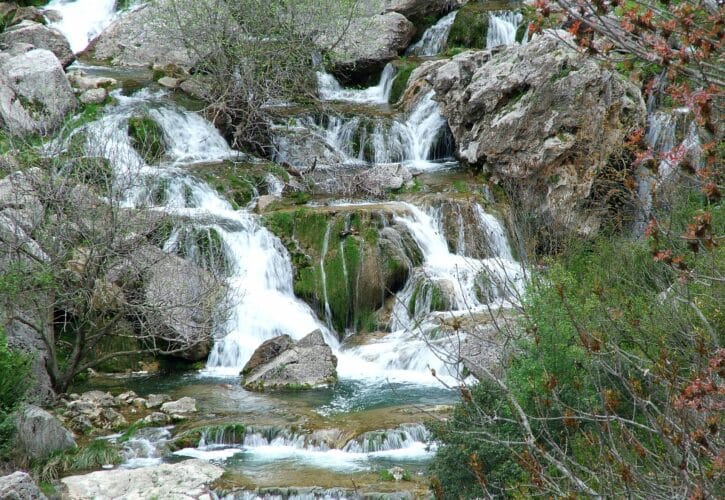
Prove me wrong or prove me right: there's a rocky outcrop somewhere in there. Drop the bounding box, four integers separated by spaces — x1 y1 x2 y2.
0 20 74 67
15 404 76 461
61 459 224 500
384 0 459 23
242 330 338 390
326 12 415 84
428 33 646 240
0 472 47 500
0 48 77 136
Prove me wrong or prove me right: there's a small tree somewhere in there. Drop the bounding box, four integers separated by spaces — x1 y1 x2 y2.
0 135 224 394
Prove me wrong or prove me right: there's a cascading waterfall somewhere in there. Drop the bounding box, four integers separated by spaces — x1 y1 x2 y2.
317 63 397 105
487 11 524 48
74 90 333 376
407 10 459 56
46 0 120 54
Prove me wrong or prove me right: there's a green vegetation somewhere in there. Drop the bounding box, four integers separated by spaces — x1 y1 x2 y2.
35 439 122 482
430 193 723 497
389 60 419 105
128 114 166 164
194 160 289 209
0 330 30 460
447 2 493 49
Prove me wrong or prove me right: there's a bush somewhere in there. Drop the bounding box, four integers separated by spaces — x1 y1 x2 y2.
128 114 166 164
0 330 31 459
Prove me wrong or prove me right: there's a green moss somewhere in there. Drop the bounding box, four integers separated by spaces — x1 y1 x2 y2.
128 114 166 164
389 60 419 105
447 2 493 49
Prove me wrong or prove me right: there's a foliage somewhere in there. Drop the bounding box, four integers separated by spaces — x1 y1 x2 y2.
128 114 166 164
447 2 492 49
389 60 418 105
35 439 122 482
430 192 723 498
0 330 31 460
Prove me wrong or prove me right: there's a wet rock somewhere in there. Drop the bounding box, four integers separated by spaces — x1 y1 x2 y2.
157 76 180 89
356 163 413 195
325 12 415 84
61 459 224 500
15 404 76 461
242 330 338 391
0 471 47 500
428 32 646 242
141 412 171 425
145 393 172 409
0 20 74 67
79 87 107 105
0 48 77 136
161 397 197 414
67 70 117 91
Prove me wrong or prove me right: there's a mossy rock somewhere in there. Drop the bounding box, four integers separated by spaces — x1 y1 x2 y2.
192 160 289 209
447 1 493 49
389 59 420 105
128 114 166 164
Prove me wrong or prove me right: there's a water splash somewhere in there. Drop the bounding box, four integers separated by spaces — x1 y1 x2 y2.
407 10 459 56
487 11 523 48
317 63 397 105
46 0 119 54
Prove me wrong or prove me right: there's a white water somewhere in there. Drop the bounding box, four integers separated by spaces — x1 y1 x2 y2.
46 0 119 54
317 63 397 105
407 10 459 56
487 11 523 48
74 90 332 376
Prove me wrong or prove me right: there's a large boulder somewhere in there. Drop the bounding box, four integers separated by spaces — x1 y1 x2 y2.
242 330 338 391
0 472 47 500
384 0 459 23
61 459 224 500
326 12 415 84
15 404 76 461
0 20 74 68
0 48 77 136
428 33 646 242
128 246 221 361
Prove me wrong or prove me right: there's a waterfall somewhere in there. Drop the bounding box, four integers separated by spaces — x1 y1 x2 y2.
407 10 459 56
487 11 523 48
46 0 119 54
317 63 397 105
73 90 333 375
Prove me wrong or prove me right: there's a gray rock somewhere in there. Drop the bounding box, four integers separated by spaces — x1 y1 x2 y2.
160 397 197 414
384 0 458 22
243 330 338 391
80 390 117 407
255 194 280 213
145 393 172 409
428 33 646 240
67 71 117 91
15 404 76 461
0 20 74 67
157 76 181 89
79 87 107 104
0 471 47 500
140 412 170 425
326 12 415 83
61 459 224 500
68 415 94 434
0 49 77 136
115 390 138 405
356 163 412 195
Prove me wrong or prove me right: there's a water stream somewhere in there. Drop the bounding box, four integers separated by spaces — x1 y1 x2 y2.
407 10 459 56
46 0 120 53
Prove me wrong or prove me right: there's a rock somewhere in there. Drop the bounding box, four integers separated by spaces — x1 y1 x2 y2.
87 0 235 69
326 12 415 84
157 76 181 89
61 459 224 500
0 49 77 136
69 415 94 434
100 408 127 429
145 393 172 409
67 71 117 91
0 471 47 500
242 330 338 391
384 0 457 23
255 194 280 213
141 412 171 425
0 3 46 27
80 390 118 407
356 163 413 195
79 87 107 105
160 397 197 414
428 33 646 242
0 20 74 68
115 390 138 405
15 404 76 461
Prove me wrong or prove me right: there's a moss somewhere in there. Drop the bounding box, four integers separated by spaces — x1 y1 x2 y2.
447 2 492 49
128 114 166 164
389 60 419 105
91 331 152 373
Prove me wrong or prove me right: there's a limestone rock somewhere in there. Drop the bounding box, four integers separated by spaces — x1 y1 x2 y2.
158 76 181 89
0 49 77 136
67 71 117 91
326 12 415 84
255 194 280 213
384 0 458 23
15 404 76 461
61 459 224 500
160 397 197 414
114 390 138 405
242 330 338 391
0 20 74 67
428 33 646 241
0 471 47 500
141 412 171 425
356 163 413 195
79 87 107 105
145 393 172 409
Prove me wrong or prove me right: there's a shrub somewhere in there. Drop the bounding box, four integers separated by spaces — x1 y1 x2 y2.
0 330 31 459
